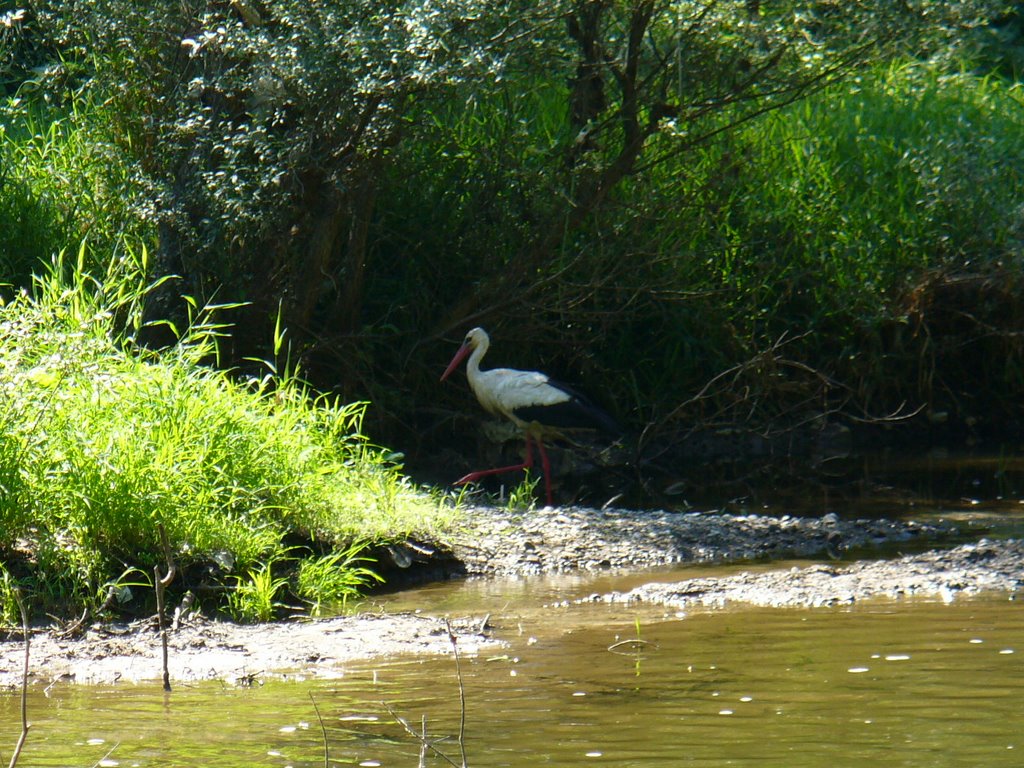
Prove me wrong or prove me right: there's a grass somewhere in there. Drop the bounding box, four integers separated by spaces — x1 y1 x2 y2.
227 560 292 623
0 91 144 285
720 61 1024 334
0 243 458 623
591 60 1024 427
295 543 385 617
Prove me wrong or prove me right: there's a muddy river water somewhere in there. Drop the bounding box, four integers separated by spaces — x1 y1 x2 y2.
3 584 1021 767
2 447 1023 767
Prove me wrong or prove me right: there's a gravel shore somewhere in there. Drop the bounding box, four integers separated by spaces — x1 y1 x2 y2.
446 505 959 575
2 505 1019 687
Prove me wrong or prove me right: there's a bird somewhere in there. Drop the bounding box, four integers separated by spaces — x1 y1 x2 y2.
440 327 619 505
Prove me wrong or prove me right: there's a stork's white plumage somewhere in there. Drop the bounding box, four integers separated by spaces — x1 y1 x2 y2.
440 327 618 504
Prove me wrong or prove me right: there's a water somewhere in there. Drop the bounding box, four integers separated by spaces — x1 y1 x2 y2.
3 589 1021 767
3 447 1023 767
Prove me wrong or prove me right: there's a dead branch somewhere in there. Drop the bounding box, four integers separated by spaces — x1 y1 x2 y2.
154 523 177 692
637 332 811 454
6 587 30 768
637 329 924 465
308 692 329 768
381 703 462 768
445 619 468 768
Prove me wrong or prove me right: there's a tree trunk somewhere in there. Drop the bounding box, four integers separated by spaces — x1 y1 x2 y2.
333 171 379 335
287 185 346 333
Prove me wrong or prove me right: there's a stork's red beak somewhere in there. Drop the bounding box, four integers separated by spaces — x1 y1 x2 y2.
440 342 471 382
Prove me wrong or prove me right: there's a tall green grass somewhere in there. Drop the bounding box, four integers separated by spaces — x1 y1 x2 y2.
0 92 145 284
721 61 1024 335
597 61 1024 422
0 244 455 621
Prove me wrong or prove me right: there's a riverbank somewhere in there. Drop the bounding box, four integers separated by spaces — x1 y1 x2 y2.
444 505 959 576
1 506 1020 687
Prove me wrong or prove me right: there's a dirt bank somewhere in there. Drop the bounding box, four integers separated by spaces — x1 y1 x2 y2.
580 538 1024 610
0 613 496 687
445 505 960 575
2 506 1019 687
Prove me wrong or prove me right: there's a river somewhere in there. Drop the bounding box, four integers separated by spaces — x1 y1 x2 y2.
1 446 1022 767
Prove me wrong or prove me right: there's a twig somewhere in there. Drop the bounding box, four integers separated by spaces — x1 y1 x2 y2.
382 703 461 768
154 522 177 692
607 638 657 653
7 587 30 768
381 622 471 767
54 607 89 639
88 743 121 768
444 620 469 768
308 692 329 768
419 715 428 768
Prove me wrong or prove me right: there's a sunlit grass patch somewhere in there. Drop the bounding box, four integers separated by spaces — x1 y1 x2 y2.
295 544 384 617
0 244 456 621
725 61 1024 329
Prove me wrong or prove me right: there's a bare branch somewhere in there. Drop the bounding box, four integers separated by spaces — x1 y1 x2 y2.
382 703 462 768
309 692 330 768
7 587 30 768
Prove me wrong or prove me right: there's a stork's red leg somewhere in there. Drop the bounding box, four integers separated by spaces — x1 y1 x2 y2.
535 438 553 506
453 436 555 505
453 436 534 486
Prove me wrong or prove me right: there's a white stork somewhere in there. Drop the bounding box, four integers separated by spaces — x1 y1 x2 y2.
440 327 618 505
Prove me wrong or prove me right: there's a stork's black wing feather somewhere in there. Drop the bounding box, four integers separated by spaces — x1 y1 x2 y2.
512 379 620 435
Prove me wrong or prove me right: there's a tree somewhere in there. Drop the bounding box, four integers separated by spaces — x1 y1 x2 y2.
32 0 548 346
23 0 1014 451
432 0 1006 334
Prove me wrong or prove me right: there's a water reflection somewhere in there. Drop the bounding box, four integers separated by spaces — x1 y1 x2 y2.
656 444 1024 526
3 595 1020 767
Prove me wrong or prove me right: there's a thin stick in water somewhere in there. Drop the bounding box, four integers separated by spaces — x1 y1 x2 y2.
7 587 30 768
308 692 329 768
154 522 177 692
444 619 468 768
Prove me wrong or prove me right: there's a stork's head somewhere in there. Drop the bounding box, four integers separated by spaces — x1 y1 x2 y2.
440 327 490 382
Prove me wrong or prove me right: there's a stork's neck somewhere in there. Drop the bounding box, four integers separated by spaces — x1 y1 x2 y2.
466 336 488 389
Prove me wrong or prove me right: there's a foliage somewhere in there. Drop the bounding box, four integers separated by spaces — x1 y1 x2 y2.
0 243 454 618
295 543 384 617
503 473 539 512
20 1 1002 341
729 63 1024 311
0 91 147 285
3 0 1024 508
681 62 1024 423
325 1 1024 443
0 564 18 628
227 559 291 623
22 0 553 346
